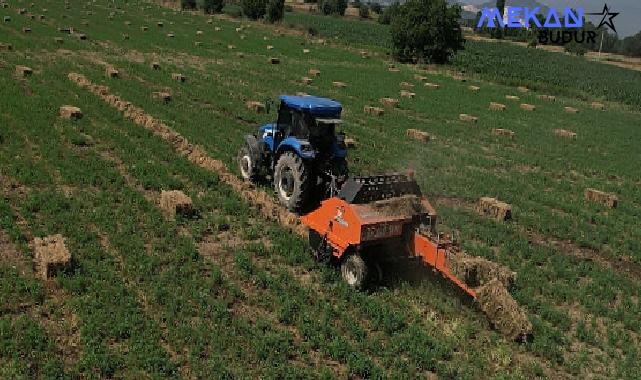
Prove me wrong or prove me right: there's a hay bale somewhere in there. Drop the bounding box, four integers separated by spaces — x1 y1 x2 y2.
59 106 83 120
0 42 12 51
400 90 415 99
364 106 384 116
236 52 244 58
105 66 119 78
388 67 400 73
492 128 514 138
196 30 203 35
54 37 63 44
123 34 130 40
591 102 605 110
400 82 414 89
308 68 321 76
151 62 160 70
246 101 266 113
468 85 480 92
537 94 556 102
459 114 478 123
564 106 579 114
76 33 87 40
520 103 536 111
268 57 280 64
360 51 369 59
406 129 430 142
266 45 274 50
159 190 194 217
424 82 439 89
157 21 164 27
475 197 511 222
584 188 618 208
227 44 235 50
447 250 515 288
171 73 186 82
214 26 221 31
489 102 506 111
15 65 33 77
301 76 312 85
22 27 31 33
517 86 529 93
33 235 71 280
452 74 466 82
332 81 346 88
152 91 171 103
344 138 357 148
167 33 175 38
554 129 577 139
141 26 148 31
3 16 10 22
476 279 533 342
505 95 520 101
380 97 399 107
303 48 310 54
194 41 202 47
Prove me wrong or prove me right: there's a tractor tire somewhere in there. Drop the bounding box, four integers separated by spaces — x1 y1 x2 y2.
237 144 258 181
341 253 369 290
274 152 311 212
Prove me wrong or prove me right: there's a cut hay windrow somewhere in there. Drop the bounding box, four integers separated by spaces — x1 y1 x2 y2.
68 73 306 236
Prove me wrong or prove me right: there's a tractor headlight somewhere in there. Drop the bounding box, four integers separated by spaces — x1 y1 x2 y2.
361 223 403 241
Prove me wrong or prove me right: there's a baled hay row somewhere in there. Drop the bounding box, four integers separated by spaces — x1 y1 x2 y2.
67 73 307 236
584 188 618 208
33 234 71 280
406 129 430 142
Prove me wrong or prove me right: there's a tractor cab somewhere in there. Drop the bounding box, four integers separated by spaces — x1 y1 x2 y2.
240 95 349 211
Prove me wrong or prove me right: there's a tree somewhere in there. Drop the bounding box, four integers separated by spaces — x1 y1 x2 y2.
565 41 587 56
359 4 369 18
390 0 464 63
266 0 285 23
318 0 347 15
378 1 399 25
203 0 224 14
369 2 382 14
181 0 197 9
622 31 641 57
241 0 267 19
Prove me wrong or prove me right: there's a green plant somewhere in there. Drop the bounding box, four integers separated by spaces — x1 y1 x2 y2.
203 0 224 14
358 4 369 18
266 0 285 23
241 0 268 19
390 0 464 63
378 1 400 25
181 0 197 10
369 2 382 14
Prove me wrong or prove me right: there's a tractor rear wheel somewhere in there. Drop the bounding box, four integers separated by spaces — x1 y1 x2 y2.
341 253 368 290
274 152 311 212
237 145 257 181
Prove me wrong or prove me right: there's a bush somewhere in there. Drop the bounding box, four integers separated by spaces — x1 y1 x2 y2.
241 0 268 19
565 41 587 56
181 0 197 9
266 0 285 23
284 4 293 12
359 4 369 18
203 0 224 14
369 2 382 14
319 0 347 15
390 0 464 64
223 4 243 17
378 2 399 25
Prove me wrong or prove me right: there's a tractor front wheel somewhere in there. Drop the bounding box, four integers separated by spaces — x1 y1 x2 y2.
274 152 311 212
341 253 368 290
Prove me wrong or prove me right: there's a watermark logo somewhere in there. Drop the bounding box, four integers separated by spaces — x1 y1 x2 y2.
476 3 619 45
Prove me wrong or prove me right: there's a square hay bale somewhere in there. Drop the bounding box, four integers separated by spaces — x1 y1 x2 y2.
236 52 244 58
194 41 202 47
302 76 312 85
141 26 148 31
58 27 72 34
452 74 466 82
123 34 130 40
400 90 415 99
33 234 71 280
0 42 12 51
303 48 310 54
520 103 536 111
505 95 520 101
364 106 384 116
268 57 280 64
308 68 321 76
59 106 83 120
214 26 221 31
476 197 512 222
459 114 478 123
424 82 440 89
517 86 529 93
105 66 119 78
489 102 506 111
22 27 32 33
591 102 605 110
15 65 33 77
332 81 346 88
388 67 400 73
564 106 579 114
196 30 203 35
380 97 399 107
160 190 194 217
492 128 515 138
266 45 274 50
3 16 10 22
406 129 430 142
554 129 577 139
584 188 618 208
54 37 64 44
246 101 266 113
537 94 556 102
360 51 369 58
400 82 414 89
152 91 171 103
76 33 87 40
468 85 480 92
167 33 175 38
151 61 160 70
157 21 164 27
171 73 186 82
414 75 427 82
344 137 357 148
227 44 235 49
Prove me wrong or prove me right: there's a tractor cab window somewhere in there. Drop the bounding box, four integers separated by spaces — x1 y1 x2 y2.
276 104 293 134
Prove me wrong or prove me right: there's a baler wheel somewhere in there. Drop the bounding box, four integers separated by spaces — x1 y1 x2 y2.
341 253 368 289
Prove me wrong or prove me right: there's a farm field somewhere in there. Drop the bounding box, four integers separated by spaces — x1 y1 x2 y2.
1 1 641 379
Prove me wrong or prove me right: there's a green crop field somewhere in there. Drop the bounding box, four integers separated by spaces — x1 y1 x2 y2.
1 1 640 379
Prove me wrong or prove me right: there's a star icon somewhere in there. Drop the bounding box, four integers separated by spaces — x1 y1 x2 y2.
587 4 619 33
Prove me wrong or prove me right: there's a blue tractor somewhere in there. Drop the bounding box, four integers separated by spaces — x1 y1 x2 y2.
238 95 348 211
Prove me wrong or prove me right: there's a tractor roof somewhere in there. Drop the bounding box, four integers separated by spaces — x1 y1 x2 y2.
280 95 342 117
